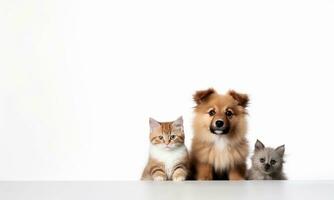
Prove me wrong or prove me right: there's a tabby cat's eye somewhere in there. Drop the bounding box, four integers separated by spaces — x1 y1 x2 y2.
260 158 265 163
170 135 176 140
208 109 216 116
158 136 163 140
225 110 233 117
270 160 276 165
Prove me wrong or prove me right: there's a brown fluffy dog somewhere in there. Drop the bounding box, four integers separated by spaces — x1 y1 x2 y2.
190 88 249 180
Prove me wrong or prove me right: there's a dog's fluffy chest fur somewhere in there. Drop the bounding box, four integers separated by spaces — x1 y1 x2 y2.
150 145 187 178
209 138 232 170
193 137 248 171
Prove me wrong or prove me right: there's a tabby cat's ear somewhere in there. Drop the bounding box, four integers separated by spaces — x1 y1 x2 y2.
275 145 285 157
172 116 183 131
255 139 265 151
149 117 160 132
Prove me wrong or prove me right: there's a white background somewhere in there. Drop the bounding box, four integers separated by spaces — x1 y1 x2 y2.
1 0 334 180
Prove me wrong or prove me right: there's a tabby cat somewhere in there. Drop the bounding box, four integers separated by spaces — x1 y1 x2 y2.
141 116 189 181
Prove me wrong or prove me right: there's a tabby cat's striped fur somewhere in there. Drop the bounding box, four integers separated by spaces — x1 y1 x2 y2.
141 117 189 181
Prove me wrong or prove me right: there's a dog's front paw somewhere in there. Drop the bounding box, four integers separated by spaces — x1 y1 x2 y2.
197 174 213 180
229 176 244 181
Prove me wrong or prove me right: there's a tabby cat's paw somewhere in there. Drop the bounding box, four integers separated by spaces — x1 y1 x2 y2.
173 176 186 182
153 176 166 181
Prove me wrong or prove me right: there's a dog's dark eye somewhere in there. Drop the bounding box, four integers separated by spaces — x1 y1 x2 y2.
208 109 216 116
158 136 163 140
225 110 233 117
260 158 265 163
270 160 276 165
170 135 176 140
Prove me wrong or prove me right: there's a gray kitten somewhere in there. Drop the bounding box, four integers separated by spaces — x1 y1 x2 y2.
247 140 287 180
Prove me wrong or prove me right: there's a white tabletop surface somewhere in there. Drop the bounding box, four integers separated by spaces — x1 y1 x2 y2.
0 181 333 200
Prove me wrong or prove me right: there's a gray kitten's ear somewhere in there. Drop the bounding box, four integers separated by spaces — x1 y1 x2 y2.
255 139 265 151
275 145 285 157
172 116 183 131
149 117 160 132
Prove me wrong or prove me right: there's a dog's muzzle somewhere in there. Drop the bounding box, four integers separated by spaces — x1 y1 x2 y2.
210 126 230 135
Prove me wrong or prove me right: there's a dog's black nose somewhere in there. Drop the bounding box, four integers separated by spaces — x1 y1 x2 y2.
215 120 224 128
265 164 270 170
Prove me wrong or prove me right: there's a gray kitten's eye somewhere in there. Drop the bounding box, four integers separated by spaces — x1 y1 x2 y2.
260 158 265 163
158 136 163 140
170 135 176 140
208 109 216 116
270 160 276 165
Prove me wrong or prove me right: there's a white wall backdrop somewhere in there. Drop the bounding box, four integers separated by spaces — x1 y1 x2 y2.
1 0 334 180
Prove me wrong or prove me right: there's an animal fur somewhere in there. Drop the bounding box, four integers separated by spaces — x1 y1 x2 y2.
190 88 249 180
247 140 287 180
141 117 189 181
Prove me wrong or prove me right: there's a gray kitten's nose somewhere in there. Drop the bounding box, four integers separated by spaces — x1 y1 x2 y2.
264 163 270 170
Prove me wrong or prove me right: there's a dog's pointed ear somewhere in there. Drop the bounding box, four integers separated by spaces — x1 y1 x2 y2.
149 117 160 132
275 145 285 157
193 88 216 105
228 90 249 108
255 139 265 151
